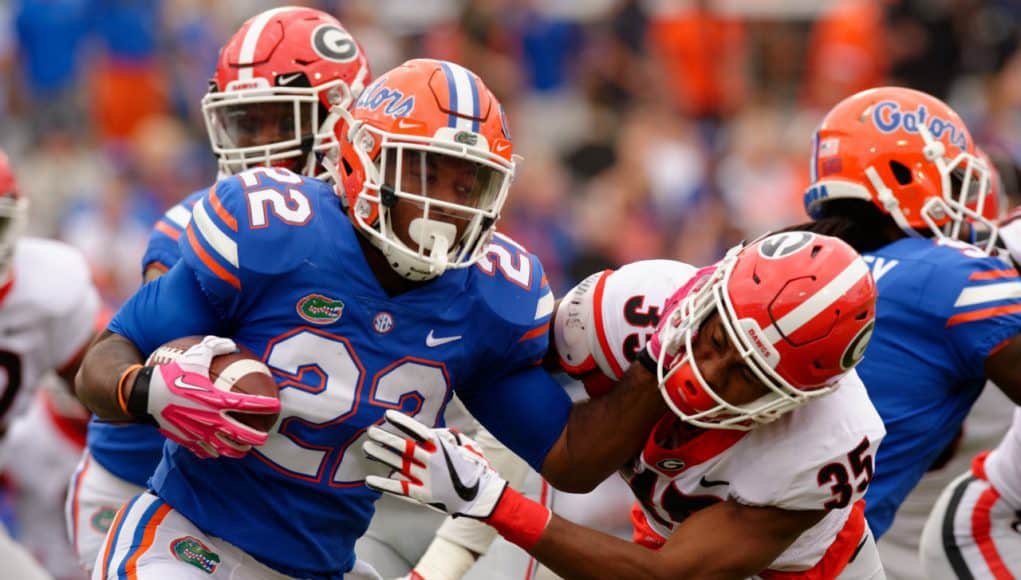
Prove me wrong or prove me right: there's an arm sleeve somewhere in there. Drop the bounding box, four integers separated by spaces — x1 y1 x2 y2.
107 261 232 356
141 190 204 275
925 256 1021 377
457 364 571 472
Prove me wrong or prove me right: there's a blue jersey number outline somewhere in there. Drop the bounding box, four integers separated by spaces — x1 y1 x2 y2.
254 327 451 487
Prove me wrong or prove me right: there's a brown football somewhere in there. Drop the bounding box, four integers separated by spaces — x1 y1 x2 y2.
146 336 280 432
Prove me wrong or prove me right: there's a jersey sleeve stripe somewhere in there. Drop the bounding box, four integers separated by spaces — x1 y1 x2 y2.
186 227 241 289
946 304 1021 327
592 270 625 380
208 185 238 232
518 321 550 343
969 269 1019 281
954 282 1021 308
153 220 181 242
164 204 193 229
192 200 239 268
534 289 554 320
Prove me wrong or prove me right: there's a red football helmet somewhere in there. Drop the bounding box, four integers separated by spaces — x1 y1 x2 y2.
657 232 877 430
804 87 996 253
202 6 370 177
0 152 26 279
331 59 516 281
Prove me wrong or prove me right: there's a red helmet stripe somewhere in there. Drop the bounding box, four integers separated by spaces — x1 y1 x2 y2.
236 6 302 80
764 257 870 344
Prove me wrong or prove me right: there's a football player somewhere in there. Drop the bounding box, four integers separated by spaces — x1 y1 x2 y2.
870 148 1014 580
791 87 1021 542
76 59 671 579
65 6 371 574
918 405 1021 578
365 232 886 579
914 204 1021 579
0 150 101 578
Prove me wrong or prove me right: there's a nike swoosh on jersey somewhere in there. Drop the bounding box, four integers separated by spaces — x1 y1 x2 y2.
698 475 729 488
426 330 462 347
440 443 479 502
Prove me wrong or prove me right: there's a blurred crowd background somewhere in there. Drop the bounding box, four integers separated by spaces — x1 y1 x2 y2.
2 0 1021 305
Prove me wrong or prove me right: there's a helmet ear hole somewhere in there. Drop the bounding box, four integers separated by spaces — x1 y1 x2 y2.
889 160 914 185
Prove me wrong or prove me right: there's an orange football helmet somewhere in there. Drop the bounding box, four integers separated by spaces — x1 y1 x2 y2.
331 59 516 281
202 6 370 177
0 152 26 279
657 233 877 430
804 87 996 253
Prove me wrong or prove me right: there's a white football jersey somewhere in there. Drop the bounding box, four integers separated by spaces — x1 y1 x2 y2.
560 259 887 573
985 407 1021 510
0 238 99 431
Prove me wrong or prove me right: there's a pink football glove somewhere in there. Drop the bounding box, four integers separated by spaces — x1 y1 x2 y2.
645 265 717 367
141 336 281 459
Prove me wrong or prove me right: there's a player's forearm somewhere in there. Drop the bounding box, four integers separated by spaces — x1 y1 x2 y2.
542 362 666 492
74 330 145 420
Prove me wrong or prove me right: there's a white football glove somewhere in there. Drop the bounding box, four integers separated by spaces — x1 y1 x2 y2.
363 410 507 519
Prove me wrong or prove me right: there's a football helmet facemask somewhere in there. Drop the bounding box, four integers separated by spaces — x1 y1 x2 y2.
330 59 516 281
656 233 877 430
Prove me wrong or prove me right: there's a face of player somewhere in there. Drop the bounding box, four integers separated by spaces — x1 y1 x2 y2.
689 313 768 408
212 102 315 172
384 150 501 254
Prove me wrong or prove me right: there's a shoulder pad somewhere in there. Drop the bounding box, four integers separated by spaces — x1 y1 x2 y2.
185 171 332 281
474 233 554 328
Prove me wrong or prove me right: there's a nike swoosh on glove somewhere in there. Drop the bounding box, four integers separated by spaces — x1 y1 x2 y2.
363 410 507 519
143 336 281 459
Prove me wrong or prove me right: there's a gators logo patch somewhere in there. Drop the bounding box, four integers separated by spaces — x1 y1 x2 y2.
170 536 220 574
297 294 344 324
89 507 117 533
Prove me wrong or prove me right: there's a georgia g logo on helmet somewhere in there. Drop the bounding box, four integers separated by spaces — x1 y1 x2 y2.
311 24 359 63
757 232 814 260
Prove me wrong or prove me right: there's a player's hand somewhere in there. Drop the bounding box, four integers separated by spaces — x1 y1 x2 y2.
140 335 281 459
646 265 716 367
363 410 507 519
999 206 1021 269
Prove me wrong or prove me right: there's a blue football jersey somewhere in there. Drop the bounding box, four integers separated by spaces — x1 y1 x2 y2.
108 167 567 578
859 237 1021 537
87 188 207 486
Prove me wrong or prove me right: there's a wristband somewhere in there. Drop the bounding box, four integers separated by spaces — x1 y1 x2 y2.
116 364 143 415
483 486 551 551
127 366 156 424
